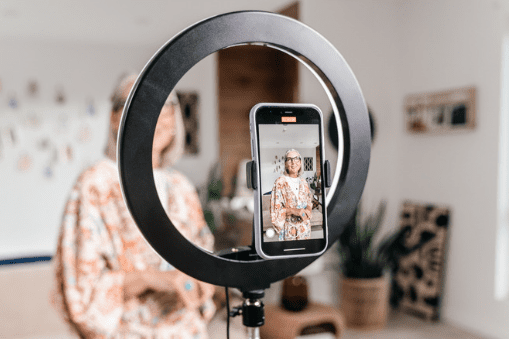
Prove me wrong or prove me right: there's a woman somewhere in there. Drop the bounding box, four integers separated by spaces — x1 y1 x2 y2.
270 149 313 241
53 74 215 338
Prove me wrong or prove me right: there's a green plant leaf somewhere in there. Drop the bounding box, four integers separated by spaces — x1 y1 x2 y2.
337 200 399 279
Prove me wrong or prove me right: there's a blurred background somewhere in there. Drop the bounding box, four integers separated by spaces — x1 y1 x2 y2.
1 0 509 338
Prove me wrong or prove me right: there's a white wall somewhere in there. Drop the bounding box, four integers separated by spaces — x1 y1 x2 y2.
300 0 509 338
298 0 406 323
0 38 218 259
0 40 151 259
299 0 403 231
397 1 509 338
172 54 219 188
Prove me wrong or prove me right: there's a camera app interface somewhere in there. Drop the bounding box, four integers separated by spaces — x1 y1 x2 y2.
258 122 325 243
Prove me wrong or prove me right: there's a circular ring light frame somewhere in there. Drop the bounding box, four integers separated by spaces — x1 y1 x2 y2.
118 11 370 291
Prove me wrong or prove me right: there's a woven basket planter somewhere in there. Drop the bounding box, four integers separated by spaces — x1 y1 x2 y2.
340 276 389 330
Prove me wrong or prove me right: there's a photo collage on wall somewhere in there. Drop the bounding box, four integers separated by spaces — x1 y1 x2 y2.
405 86 476 134
0 78 99 179
272 153 287 174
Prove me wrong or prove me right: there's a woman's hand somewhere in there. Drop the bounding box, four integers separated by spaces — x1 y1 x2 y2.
124 269 206 310
302 208 312 220
145 269 180 293
286 208 311 221
124 271 150 300
124 269 178 300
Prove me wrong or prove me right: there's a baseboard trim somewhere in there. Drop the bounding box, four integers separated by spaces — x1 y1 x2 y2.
0 255 52 266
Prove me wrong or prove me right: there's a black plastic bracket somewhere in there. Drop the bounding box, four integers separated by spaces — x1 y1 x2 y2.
324 160 332 188
246 160 257 190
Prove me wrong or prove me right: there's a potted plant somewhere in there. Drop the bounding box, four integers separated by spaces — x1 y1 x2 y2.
337 201 405 330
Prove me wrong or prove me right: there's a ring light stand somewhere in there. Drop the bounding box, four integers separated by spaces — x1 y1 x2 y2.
118 11 370 338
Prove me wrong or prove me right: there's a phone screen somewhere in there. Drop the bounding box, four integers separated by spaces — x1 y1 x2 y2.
253 104 327 257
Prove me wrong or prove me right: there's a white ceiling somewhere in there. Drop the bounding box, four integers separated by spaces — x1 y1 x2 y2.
0 0 294 45
259 124 319 149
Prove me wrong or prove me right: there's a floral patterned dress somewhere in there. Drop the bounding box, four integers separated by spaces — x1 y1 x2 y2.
53 159 215 339
270 175 313 241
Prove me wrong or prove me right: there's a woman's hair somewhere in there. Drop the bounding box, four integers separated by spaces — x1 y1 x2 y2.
105 73 185 166
284 149 303 177
110 73 137 112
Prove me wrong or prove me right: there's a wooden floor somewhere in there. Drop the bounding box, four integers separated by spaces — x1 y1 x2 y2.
2 262 491 339
16 310 492 339
340 311 489 339
208 309 490 339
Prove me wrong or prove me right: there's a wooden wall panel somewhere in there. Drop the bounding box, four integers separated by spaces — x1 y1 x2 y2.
217 3 299 196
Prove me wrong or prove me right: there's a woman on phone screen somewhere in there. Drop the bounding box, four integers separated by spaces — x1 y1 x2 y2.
270 149 313 241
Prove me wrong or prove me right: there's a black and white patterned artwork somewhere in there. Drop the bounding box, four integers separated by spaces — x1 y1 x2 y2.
303 157 313 171
177 92 199 155
391 202 450 321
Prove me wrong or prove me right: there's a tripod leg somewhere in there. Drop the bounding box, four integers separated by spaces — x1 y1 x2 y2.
246 327 261 339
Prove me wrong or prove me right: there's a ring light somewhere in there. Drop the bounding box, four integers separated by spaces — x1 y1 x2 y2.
118 10 370 291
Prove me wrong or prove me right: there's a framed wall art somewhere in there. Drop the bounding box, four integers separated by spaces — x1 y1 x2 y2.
391 201 450 321
405 86 476 134
177 91 200 155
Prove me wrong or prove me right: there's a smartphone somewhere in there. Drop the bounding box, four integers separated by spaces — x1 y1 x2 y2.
250 103 328 259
